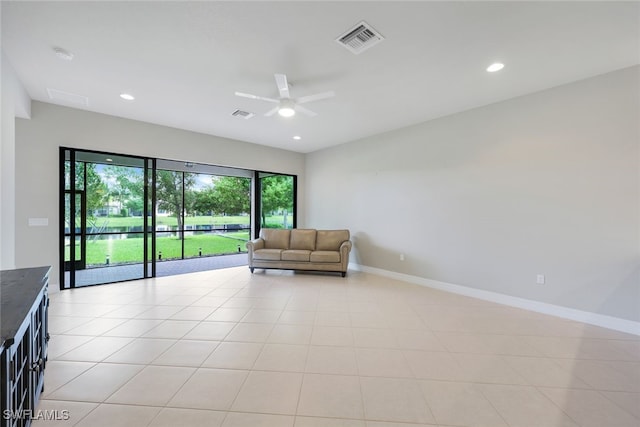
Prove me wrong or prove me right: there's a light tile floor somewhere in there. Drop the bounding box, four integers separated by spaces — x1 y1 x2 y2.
35 267 639 427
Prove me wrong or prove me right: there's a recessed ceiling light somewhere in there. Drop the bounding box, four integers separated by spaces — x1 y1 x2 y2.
120 93 135 101
486 62 505 72
53 47 74 61
293 136 301 140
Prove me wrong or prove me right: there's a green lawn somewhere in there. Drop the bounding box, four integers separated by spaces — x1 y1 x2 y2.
67 232 250 266
66 214 294 266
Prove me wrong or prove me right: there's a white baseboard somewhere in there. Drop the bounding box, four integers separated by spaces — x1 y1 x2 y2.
349 263 640 336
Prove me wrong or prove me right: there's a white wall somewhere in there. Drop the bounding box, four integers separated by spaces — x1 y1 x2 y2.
1 50 31 270
306 66 640 322
15 102 305 285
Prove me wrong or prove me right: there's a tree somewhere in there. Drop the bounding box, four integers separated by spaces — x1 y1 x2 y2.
193 176 250 216
84 164 109 217
125 197 144 217
184 173 199 217
261 175 293 227
156 170 195 237
103 165 144 216
65 161 108 218
193 186 217 216
212 177 250 215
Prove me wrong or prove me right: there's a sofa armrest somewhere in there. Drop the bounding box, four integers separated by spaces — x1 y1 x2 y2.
246 238 265 252
336 240 352 275
246 238 265 269
340 240 352 266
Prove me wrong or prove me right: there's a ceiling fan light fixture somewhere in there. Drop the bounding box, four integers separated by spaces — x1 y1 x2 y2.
278 99 296 117
278 107 295 117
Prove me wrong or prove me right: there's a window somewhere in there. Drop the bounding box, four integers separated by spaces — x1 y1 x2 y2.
60 149 296 287
257 172 296 232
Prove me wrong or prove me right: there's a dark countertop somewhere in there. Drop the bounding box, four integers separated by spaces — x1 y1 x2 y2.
1 266 50 348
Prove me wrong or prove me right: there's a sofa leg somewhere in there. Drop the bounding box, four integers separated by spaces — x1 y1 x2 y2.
250 267 254 273
341 272 346 277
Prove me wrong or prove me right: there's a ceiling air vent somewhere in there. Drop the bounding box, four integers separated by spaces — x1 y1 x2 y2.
231 109 255 119
46 88 89 106
335 21 384 55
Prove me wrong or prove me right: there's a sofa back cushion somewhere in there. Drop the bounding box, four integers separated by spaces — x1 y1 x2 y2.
290 229 317 251
260 229 291 249
316 230 350 251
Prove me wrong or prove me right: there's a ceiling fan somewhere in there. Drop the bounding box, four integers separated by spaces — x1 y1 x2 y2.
235 74 335 118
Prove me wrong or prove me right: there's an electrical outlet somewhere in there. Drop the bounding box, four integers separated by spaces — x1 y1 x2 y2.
400 253 405 261
536 274 545 285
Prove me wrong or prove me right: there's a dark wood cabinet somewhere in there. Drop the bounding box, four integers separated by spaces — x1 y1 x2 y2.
1 267 50 427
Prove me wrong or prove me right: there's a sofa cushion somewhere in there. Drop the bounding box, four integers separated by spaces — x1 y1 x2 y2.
316 230 350 251
253 249 283 261
281 250 311 262
261 229 291 249
290 229 317 251
310 251 341 263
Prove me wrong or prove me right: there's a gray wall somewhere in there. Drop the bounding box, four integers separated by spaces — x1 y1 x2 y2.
11 67 640 323
305 66 640 322
15 102 306 284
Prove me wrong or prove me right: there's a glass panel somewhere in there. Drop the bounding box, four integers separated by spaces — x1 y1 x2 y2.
156 170 184 232
93 164 144 227
260 174 294 229
156 231 183 261
64 160 70 190
146 159 154 267
63 236 81 264
72 236 82 262
85 233 145 267
63 158 84 190
64 193 71 238
191 174 251 230
74 193 82 232
64 235 71 263
63 192 84 267
62 149 148 287
183 230 249 258
84 163 107 219
75 162 85 190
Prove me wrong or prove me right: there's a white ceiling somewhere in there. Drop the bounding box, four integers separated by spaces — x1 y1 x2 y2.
2 1 639 153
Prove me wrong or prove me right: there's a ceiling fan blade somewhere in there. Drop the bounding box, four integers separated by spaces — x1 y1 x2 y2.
274 74 290 99
296 105 317 117
296 90 335 104
264 106 280 117
235 92 279 103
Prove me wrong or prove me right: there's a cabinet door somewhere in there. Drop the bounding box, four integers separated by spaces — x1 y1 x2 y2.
5 329 32 427
30 294 46 405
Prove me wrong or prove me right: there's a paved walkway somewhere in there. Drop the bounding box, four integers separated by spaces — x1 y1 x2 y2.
67 253 248 287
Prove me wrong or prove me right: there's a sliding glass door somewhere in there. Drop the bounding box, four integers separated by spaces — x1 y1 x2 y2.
154 159 252 266
61 149 152 288
60 149 297 288
256 172 296 233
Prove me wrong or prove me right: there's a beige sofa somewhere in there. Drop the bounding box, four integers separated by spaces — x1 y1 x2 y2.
246 229 352 277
